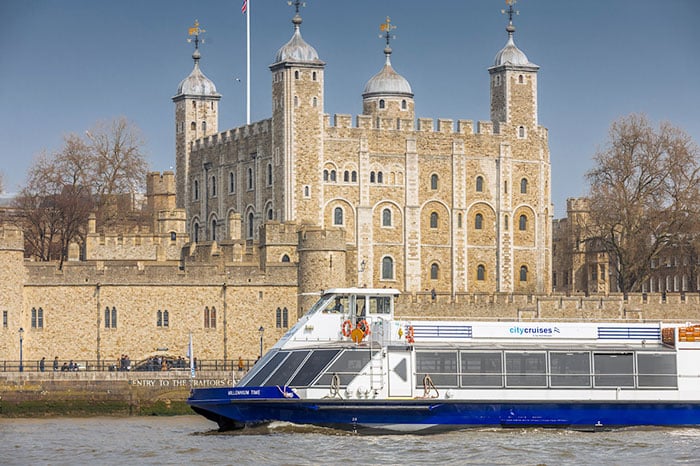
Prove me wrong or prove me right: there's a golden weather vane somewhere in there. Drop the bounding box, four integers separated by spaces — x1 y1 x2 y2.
379 16 397 47
502 0 519 23
187 20 206 50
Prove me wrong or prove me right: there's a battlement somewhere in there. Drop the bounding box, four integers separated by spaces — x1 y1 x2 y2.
297 227 347 252
324 113 507 136
260 221 299 247
146 171 175 195
0 224 24 251
192 119 272 151
566 197 590 213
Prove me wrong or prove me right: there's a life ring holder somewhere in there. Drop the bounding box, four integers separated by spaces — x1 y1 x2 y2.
341 319 353 337
406 325 415 344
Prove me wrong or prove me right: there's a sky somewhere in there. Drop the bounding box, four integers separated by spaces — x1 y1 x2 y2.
1 0 698 217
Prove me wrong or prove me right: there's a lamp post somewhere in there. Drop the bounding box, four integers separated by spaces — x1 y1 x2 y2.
18 327 24 372
258 326 264 360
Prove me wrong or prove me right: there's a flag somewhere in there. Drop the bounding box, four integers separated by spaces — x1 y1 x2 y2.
188 332 195 378
241 0 247 14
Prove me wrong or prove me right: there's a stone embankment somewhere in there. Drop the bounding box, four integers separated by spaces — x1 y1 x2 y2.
0 371 237 417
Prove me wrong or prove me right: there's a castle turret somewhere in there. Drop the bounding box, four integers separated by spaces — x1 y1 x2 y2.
297 227 347 317
362 17 414 123
173 21 221 210
270 2 325 226
488 3 539 131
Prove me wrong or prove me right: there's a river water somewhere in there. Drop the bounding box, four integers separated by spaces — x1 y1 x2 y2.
2 415 699 465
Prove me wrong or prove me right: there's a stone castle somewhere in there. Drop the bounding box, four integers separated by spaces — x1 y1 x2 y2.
4 6 695 368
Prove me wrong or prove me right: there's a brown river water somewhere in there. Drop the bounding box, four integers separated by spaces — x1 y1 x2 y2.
2 415 699 465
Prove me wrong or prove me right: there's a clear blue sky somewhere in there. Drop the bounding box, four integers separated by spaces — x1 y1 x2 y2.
1 0 698 217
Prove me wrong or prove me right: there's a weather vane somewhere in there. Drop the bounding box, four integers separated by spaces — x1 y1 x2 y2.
501 0 519 24
187 20 206 50
287 0 306 15
379 16 396 47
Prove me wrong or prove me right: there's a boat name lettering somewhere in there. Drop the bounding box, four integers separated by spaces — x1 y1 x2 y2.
509 326 560 336
228 389 261 396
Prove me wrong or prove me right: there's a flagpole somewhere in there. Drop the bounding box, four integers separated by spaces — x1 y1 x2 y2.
246 0 251 125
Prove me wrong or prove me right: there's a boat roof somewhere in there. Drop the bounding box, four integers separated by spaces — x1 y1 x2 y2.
322 287 400 296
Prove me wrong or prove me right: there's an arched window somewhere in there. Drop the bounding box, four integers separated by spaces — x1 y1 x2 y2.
323 169 329 181
520 178 528 194
294 70 299 79
157 310 162 327
401 99 407 110
294 95 299 107
105 307 117 328
267 164 273 185
476 176 483 192
267 208 273 220
276 307 282 328
190 121 196 131
343 171 349 182
312 71 317 81
210 306 217 328
281 254 290 263
351 171 357 182
430 212 438 229
381 256 394 280
377 172 383 184
518 74 524 84
193 180 199 200
430 174 439 190
330 170 336 182
457 213 463 228
504 215 509 230
430 263 439 280
283 307 289 327
518 126 526 138
519 214 527 231
312 97 318 107
248 212 254 238
248 168 254 190
475 213 483 230
202 121 207 133
211 219 217 241
192 101 196 109
304 185 310 197
370 172 376 183
229 172 235 193
379 99 385 109
193 222 199 243
520 265 528 282
382 208 392 227
163 310 169 327
333 207 343 225
477 265 486 281
211 176 217 197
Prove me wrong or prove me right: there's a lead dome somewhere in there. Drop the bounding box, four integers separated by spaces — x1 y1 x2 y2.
274 14 321 64
362 46 413 97
176 49 219 96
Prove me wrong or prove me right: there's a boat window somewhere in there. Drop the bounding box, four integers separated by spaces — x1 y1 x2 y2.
321 296 348 314
594 353 634 387
289 349 340 386
415 351 458 387
244 351 290 387
265 350 311 387
505 352 547 387
368 296 391 315
460 351 503 387
637 353 677 388
308 296 334 316
549 352 591 387
314 349 377 386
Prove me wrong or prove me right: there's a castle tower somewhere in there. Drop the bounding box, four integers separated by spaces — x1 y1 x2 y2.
297 227 347 317
488 2 539 131
270 2 325 225
173 21 221 210
362 17 415 124
0 225 26 359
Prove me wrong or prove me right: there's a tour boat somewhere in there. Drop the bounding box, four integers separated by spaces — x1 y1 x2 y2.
187 288 700 433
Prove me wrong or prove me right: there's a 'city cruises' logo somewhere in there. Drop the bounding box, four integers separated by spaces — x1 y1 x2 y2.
509 325 560 336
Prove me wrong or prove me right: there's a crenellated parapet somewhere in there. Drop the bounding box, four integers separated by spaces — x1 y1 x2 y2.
192 119 272 151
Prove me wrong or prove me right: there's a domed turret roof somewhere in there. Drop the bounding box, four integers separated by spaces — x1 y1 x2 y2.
176 49 219 96
492 23 538 69
363 48 413 97
274 14 321 64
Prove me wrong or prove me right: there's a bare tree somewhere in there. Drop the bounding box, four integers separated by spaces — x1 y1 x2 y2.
585 114 700 292
86 117 148 227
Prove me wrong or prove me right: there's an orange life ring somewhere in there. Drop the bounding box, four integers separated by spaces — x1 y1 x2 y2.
357 319 371 336
406 325 415 344
341 320 353 337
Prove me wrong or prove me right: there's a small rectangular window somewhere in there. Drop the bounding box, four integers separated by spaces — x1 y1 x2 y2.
461 352 503 387
505 352 547 387
637 353 677 388
416 351 458 387
594 353 634 387
549 352 591 387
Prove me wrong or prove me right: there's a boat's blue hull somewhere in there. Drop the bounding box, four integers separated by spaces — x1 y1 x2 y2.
187 387 700 433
